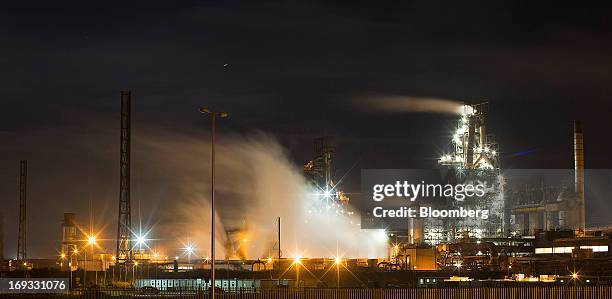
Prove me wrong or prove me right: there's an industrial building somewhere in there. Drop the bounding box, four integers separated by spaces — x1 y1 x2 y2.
434 102 504 242
381 101 612 284
2 95 611 290
303 136 351 215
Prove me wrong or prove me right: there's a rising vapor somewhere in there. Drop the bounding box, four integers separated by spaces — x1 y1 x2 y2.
0 119 387 259
133 129 387 260
357 93 464 115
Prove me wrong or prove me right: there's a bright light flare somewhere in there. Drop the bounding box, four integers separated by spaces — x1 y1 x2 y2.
459 105 475 116
184 244 195 255
135 235 147 246
313 186 335 200
333 256 343 265
571 272 579 279
87 236 97 245
293 256 301 265
181 240 197 257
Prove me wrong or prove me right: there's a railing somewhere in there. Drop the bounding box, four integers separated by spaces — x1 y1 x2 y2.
2 286 612 298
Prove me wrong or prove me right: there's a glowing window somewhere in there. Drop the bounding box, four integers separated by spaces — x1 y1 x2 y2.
535 247 552 254
580 245 609 252
552 247 574 254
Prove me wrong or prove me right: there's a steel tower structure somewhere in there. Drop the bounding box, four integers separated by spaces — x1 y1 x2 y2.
116 91 133 262
431 102 504 244
17 160 27 262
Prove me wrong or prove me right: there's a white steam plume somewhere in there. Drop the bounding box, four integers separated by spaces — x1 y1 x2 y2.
357 93 464 115
135 129 387 259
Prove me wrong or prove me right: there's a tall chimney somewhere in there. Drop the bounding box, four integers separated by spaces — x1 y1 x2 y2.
574 120 585 233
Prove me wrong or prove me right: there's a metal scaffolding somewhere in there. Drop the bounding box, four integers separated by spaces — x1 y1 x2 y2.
17 160 27 262
116 91 133 262
432 102 505 244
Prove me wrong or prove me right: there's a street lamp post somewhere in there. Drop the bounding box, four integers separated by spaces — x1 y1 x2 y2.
296 261 300 288
71 247 78 290
133 261 138 285
199 107 228 299
86 236 96 286
93 245 97 285
68 261 72 289
103 255 106 286
334 257 341 289
84 249 87 284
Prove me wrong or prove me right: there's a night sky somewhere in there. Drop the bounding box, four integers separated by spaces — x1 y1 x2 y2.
1 1 612 258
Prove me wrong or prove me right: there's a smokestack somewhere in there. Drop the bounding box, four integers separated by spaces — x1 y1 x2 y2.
574 120 585 233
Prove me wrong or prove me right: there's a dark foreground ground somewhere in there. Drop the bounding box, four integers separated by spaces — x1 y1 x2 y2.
2 287 611 299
